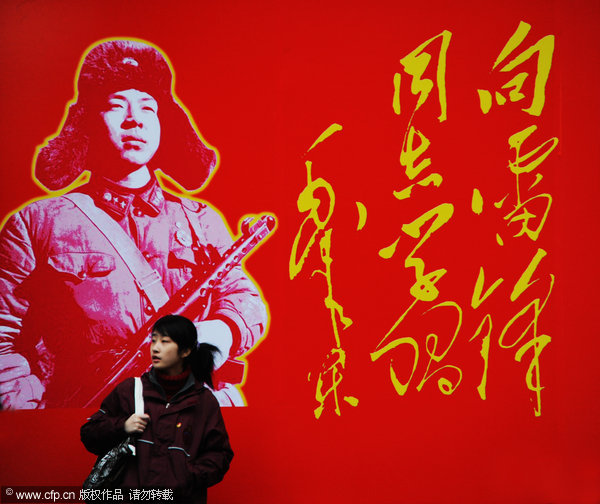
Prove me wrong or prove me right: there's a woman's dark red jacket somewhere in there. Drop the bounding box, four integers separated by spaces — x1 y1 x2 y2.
81 371 234 504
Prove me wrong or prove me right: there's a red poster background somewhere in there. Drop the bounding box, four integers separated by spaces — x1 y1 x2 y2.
0 1 599 503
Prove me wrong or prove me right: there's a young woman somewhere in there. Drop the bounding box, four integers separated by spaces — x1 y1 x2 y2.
80 315 234 504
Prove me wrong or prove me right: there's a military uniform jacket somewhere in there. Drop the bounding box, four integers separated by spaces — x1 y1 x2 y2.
0 176 267 408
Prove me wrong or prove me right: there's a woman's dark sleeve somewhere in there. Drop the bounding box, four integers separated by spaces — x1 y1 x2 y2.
187 395 234 489
80 379 132 456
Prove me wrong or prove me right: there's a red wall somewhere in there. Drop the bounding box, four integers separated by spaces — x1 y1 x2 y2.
0 1 599 503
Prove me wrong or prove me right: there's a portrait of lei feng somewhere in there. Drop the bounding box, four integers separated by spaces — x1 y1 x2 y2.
0 39 268 409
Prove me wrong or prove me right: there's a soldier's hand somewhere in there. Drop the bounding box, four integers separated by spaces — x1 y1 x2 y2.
195 319 232 369
0 354 44 410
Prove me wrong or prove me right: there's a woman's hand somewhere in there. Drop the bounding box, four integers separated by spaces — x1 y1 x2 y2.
124 413 150 434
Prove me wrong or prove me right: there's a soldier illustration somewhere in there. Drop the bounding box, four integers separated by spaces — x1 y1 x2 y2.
0 39 268 409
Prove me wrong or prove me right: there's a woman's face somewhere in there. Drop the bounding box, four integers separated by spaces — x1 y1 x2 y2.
150 331 190 376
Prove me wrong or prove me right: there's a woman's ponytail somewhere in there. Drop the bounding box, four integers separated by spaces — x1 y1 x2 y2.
190 343 220 389
152 314 221 389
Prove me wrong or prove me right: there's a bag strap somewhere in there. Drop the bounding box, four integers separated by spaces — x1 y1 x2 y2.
134 377 144 415
62 193 170 312
126 377 144 455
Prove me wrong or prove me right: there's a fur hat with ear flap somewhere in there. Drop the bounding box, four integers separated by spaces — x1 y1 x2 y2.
35 39 217 191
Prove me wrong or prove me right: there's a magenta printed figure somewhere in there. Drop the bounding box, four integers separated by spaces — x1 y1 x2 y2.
0 39 268 409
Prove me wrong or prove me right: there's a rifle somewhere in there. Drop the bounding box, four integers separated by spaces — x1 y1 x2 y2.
83 214 276 407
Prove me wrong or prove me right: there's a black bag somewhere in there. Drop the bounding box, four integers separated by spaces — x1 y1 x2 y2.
83 377 143 489
82 437 135 489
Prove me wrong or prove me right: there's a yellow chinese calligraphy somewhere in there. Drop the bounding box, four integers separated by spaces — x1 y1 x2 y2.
478 21 555 116
394 30 452 122
290 124 358 419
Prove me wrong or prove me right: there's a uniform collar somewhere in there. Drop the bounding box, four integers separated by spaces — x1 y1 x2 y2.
89 175 165 219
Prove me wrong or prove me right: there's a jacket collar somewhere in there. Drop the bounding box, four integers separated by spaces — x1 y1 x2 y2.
88 175 165 219
146 368 197 404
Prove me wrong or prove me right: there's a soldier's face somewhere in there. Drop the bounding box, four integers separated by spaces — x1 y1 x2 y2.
100 88 161 169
